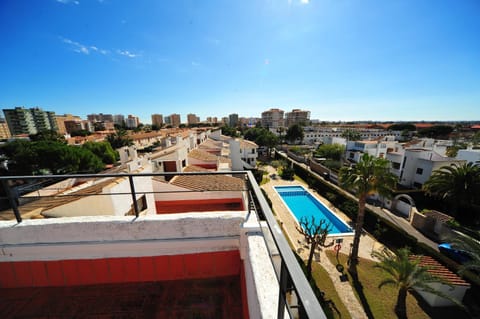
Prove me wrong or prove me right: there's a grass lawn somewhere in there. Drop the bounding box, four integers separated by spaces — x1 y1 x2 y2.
325 250 470 319
310 262 352 319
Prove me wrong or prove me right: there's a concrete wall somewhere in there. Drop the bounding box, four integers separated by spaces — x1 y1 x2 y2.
415 283 469 307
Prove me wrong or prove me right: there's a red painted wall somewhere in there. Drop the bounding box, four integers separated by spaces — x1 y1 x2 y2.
0 250 241 288
155 198 244 214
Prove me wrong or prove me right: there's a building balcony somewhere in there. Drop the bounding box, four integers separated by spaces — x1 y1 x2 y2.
0 171 326 318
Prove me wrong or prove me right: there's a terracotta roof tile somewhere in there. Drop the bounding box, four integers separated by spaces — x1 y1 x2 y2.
170 166 245 191
188 149 218 161
410 255 470 287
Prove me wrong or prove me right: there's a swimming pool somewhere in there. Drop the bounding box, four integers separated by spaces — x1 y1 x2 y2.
274 185 353 235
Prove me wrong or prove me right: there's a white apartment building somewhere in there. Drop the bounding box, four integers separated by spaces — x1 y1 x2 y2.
387 148 465 188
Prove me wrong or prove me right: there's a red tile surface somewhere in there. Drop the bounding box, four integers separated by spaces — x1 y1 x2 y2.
0 276 247 319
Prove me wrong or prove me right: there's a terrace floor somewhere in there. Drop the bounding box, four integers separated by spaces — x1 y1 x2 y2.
0 276 244 319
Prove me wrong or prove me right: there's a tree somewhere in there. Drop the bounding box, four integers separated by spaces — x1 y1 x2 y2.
339 153 397 273
341 129 361 141
451 234 480 274
296 216 334 279
221 125 239 137
279 164 295 180
285 124 304 144
29 130 65 143
387 123 416 132
423 162 480 224
106 129 133 149
82 141 119 165
315 143 345 161
418 125 454 139
373 248 458 319
70 129 92 137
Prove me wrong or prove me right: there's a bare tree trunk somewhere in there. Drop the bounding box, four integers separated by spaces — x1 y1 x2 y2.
306 241 316 280
348 195 366 274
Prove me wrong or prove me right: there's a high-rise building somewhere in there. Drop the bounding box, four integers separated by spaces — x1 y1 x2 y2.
0 118 11 139
285 109 310 127
113 114 125 126
126 115 140 128
169 114 181 128
87 113 113 123
3 107 57 136
151 114 163 127
229 113 239 127
261 108 284 129
187 114 198 126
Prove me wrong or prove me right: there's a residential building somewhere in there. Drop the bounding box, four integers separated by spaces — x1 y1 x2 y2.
261 108 284 129
3 107 57 136
64 120 94 134
221 117 228 124
169 114 181 128
126 115 140 129
229 113 239 127
345 137 396 162
187 113 199 126
113 114 125 126
151 114 163 127
387 148 464 189
285 109 310 127
164 115 171 126
0 118 11 139
87 113 113 123
55 114 82 135
456 148 480 165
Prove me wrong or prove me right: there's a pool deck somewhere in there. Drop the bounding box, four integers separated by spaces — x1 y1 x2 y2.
261 165 380 319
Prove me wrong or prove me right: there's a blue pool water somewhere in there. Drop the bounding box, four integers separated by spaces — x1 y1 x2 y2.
274 185 353 235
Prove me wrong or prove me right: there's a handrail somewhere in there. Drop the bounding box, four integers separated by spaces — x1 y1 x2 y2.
0 170 326 318
246 171 327 318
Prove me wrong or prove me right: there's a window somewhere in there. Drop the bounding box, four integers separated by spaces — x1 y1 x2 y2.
413 182 423 189
392 162 400 170
416 168 423 175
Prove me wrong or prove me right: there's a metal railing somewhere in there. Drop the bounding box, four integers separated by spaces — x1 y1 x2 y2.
0 171 326 319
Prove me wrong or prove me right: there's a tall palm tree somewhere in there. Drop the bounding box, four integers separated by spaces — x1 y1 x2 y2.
423 162 480 224
373 248 459 319
339 153 397 273
451 234 480 274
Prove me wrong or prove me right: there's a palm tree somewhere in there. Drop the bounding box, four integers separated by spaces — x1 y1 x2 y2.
451 234 480 274
373 248 458 319
339 153 397 273
423 162 480 224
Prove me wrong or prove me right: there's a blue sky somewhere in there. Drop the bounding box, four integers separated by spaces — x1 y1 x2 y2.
0 0 479 124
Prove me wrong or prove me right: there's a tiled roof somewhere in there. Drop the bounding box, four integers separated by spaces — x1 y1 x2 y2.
410 255 470 287
188 149 218 161
239 139 258 149
423 210 454 223
170 166 245 191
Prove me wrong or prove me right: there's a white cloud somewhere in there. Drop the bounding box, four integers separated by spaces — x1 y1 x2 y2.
62 37 90 54
61 37 110 56
300 0 309 3
56 0 79 5
117 50 140 58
